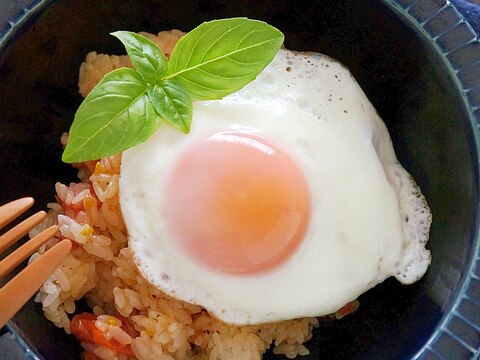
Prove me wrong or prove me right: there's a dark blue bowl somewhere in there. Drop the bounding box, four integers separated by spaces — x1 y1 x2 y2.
0 0 479 359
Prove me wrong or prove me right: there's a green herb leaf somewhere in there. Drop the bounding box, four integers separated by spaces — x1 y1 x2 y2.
63 18 284 163
148 80 193 133
62 68 161 163
111 31 168 83
167 18 284 100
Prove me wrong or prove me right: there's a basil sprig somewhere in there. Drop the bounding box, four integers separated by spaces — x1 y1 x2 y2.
62 18 284 163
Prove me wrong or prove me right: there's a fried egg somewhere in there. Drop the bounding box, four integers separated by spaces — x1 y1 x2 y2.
119 48 432 325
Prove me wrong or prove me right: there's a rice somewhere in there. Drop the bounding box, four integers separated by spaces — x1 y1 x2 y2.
78 29 184 98
31 29 358 359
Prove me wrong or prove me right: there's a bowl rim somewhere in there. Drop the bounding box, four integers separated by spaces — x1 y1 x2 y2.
0 0 479 359
382 1 480 359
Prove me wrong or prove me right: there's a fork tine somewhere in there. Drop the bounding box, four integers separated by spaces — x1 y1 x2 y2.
0 225 58 279
0 239 72 329
0 197 34 230
0 211 47 253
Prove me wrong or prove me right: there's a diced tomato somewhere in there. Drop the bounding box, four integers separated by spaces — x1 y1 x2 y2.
55 195 63 205
335 300 360 320
64 207 77 219
82 352 101 360
116 314 140 338
85 160 98 174
71 313 133 355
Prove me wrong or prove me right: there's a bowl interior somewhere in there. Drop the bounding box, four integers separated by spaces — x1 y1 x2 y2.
0 0 477 359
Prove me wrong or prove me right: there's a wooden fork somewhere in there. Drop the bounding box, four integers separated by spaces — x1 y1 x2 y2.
0 197 71 328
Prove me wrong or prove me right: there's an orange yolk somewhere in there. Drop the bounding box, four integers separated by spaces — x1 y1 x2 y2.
162 132 311 275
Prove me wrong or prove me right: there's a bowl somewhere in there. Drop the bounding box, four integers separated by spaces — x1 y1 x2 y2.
0 0 479 359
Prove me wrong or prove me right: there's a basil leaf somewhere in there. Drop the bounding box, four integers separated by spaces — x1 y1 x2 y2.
62 68 161 163
111 31 168 83
167 18 284 100
148 79 193 133
62 19 285 163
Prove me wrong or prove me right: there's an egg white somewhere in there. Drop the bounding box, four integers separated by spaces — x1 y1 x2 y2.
119 49 431 325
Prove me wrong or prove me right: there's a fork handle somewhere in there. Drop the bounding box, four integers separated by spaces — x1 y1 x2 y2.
0 240 72 328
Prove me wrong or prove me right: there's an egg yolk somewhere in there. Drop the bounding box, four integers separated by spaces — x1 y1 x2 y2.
163 131 311 275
